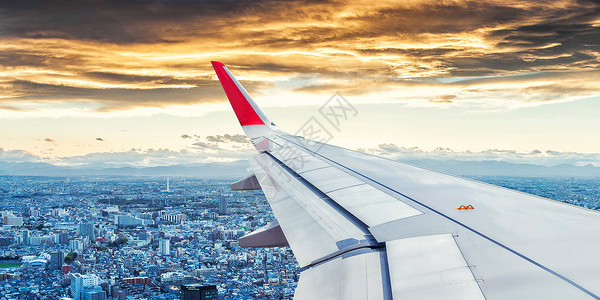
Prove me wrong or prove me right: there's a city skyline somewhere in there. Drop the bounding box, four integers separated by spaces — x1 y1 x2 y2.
0 176 300 299
0 0 599 167
2 173 598 298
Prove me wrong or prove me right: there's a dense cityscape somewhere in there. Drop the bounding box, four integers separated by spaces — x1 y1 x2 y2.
0 176 300 299
0 175 598 299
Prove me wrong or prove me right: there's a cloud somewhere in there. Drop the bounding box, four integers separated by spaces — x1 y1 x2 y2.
177 133 253 154
366 143 600 167
0 0 598 112
0 105 29 111
0 148 40 163
377 143 402 153
191 142 221 151
58 147 254 167
1 79 242 111
206 134 248 143
429 94 457 103
2 142 599 169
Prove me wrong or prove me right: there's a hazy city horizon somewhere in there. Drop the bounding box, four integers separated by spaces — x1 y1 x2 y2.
1 174 599 298
2 157 600 178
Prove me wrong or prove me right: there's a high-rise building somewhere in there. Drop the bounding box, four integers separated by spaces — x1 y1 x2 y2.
218 196 227 215
70 273 102 300
181 284 218 300
50 250 64 270
52 208 68 217
159 239 170 256
70 239 84 252
79 222 95 240
21 230 29 245
57 232 69 245
25 207 40 218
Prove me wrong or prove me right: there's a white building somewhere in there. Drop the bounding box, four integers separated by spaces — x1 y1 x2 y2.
161 213 187 223
70 273 104 300
159 239 170 256
20 255 37 263
160 271 184 283
105 206 120 213
27 258 47 269
114 215 143 227
52 208 68 217
70 239 84 252
4 215 23 226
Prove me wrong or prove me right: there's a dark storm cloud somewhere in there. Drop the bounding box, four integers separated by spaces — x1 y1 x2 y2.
0 50 73 68
0 0 598 111
346 2 523 35
1 79 269 111
0 0 265 44
4 80 218 108
80 72 213 86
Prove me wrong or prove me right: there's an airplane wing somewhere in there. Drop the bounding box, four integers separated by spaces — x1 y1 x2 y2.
211 61 600 299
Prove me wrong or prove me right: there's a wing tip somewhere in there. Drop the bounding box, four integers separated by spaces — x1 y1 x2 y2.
211 61 225 69
211 60 267 127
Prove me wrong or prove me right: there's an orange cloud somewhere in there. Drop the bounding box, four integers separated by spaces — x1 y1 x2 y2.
0 0 598 112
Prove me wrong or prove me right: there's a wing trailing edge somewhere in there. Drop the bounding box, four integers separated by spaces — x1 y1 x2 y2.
239 220 289 248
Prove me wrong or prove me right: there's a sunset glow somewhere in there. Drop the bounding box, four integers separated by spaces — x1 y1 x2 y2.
0 0 599 166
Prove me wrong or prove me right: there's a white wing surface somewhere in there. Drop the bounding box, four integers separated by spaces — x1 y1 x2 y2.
212 61 600 300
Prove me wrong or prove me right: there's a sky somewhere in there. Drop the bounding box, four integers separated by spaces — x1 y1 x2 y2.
0 0 599 167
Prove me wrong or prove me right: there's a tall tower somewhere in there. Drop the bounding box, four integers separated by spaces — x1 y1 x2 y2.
159 239 170 256
21 230 29 245
166 178 170 192
218 196 227 215
50 250 64 270
78 221 95 240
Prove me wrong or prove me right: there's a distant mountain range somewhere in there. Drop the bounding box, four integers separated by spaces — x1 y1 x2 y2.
0 160 251 177
401 159 600 177
0 159 599 177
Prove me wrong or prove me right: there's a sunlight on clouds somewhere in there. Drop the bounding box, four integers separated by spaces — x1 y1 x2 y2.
0 101 233 119
0 0 599 160
1 0 598 113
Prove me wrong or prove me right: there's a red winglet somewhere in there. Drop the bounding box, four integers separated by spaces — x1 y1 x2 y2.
211 61 265 126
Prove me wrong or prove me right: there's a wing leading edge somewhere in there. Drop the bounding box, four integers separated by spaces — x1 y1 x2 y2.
212 61 600 299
